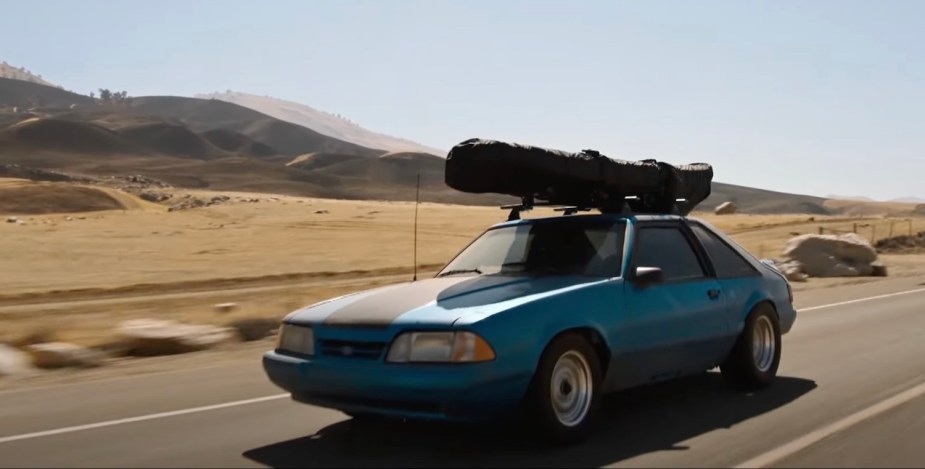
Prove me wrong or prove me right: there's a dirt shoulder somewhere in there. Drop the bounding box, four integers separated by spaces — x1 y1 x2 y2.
3 264 925 392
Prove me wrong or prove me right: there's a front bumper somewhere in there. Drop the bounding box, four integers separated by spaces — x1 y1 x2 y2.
262 350 532 422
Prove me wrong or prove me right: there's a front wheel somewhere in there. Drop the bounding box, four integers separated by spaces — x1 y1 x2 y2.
523 333 602 445
720 303 782 390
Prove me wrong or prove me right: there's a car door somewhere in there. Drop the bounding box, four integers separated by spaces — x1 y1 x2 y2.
687 220 764 352
620 221 730 384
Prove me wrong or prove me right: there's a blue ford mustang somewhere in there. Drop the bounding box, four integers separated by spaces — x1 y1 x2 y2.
262 213 796 443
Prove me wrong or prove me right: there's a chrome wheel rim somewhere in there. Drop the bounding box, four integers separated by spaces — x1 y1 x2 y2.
550 350 593 427
752 315 776 372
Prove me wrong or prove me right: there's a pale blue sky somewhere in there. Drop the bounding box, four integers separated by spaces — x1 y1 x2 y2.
4 0 924 199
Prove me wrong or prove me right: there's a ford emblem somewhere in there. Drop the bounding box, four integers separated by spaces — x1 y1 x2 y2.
341 346 354 356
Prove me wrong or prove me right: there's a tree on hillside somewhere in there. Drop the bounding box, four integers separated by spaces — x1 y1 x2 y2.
98 88 112 101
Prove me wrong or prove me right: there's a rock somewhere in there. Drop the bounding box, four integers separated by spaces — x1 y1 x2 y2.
6 216 18 223
0 344 32 377
117 319 235 356
871 262 888 277
782 233 878 278
228 318 280 342
139 192 170 203
168 197 207 212
762 259 808 282
26 342 106 369
874 231 925 254
314 209 330 214
714 201 737 215
777 259 809 282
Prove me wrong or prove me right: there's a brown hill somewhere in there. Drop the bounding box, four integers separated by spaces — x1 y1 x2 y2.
0 118 144 155
699 182 831 215
200 129 278 158
287 151 514 205
116 122 226 160
0 76 901 216
0 179 131 214
198 91 445 156
0 77 92 109
0 63 58 87
126 96 385 158
287 152 372 171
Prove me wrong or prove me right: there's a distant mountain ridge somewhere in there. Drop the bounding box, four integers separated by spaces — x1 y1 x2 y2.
0 61 58 88
196 91 445 156
828 194 924 204
0 76 920 215
890 196 925 204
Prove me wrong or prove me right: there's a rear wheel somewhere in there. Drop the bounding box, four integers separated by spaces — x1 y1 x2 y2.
720 303 781 390
524 333 602 445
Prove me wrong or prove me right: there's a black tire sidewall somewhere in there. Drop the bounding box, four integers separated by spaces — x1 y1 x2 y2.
526 333 602 444
738 304 782 386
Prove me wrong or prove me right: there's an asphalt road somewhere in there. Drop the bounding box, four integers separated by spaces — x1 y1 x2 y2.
1 277 924 468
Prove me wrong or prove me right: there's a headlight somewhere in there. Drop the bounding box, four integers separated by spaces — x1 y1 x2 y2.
386 331 495 363
276 323 315 356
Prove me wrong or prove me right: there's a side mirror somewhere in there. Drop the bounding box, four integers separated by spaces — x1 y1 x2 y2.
632 266 664 286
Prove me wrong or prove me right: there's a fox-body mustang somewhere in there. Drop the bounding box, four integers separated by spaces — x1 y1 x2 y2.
262 213 796 443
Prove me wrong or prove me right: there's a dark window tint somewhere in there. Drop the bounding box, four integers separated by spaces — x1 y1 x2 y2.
440 218 626 278
633 227 705 281
689 223 757 278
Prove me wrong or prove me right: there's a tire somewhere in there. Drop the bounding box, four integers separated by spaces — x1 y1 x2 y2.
720 303 782 390
523 333 602 445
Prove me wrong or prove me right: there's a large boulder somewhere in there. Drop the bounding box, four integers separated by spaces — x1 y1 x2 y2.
117 319 235 356
782 233 879 277
714 201 737 215
26 342 106 369
767 258 809 282
0 344 33 377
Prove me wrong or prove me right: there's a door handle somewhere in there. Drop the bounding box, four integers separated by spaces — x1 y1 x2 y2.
707 289 721 300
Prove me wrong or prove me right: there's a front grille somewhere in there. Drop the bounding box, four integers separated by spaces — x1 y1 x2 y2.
318 339 387 360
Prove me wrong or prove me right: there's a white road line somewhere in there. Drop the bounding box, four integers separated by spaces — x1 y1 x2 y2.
734 379 925 468
799 287 925 312
0 394 288 445
2 286 925 447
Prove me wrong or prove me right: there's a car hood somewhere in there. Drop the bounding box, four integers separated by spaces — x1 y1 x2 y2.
285 274 608 328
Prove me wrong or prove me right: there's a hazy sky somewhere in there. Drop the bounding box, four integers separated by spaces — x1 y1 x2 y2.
5 0 924 200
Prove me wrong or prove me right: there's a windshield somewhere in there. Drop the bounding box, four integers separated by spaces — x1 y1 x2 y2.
438 218 626 278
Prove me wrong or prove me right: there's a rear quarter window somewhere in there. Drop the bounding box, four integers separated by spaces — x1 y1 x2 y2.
689 222 758 279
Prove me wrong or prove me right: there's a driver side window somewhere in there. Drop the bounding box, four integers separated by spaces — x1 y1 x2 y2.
633 226 705 282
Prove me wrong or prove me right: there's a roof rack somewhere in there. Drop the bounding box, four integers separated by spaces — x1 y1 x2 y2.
501 195 690 221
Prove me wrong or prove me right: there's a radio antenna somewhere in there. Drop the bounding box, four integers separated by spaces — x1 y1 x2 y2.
412 172 420 282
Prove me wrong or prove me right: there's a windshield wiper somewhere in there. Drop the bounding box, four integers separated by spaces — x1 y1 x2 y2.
436 268 482 277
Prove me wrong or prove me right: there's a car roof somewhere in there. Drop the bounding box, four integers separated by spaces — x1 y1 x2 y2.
488 212 698 229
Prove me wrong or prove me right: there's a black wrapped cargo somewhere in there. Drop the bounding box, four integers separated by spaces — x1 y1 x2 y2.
445 138 712 216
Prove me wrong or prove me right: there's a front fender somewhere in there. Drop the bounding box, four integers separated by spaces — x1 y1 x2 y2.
466 279 621 389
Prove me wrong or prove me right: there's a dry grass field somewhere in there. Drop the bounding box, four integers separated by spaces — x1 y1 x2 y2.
3 181 925 348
